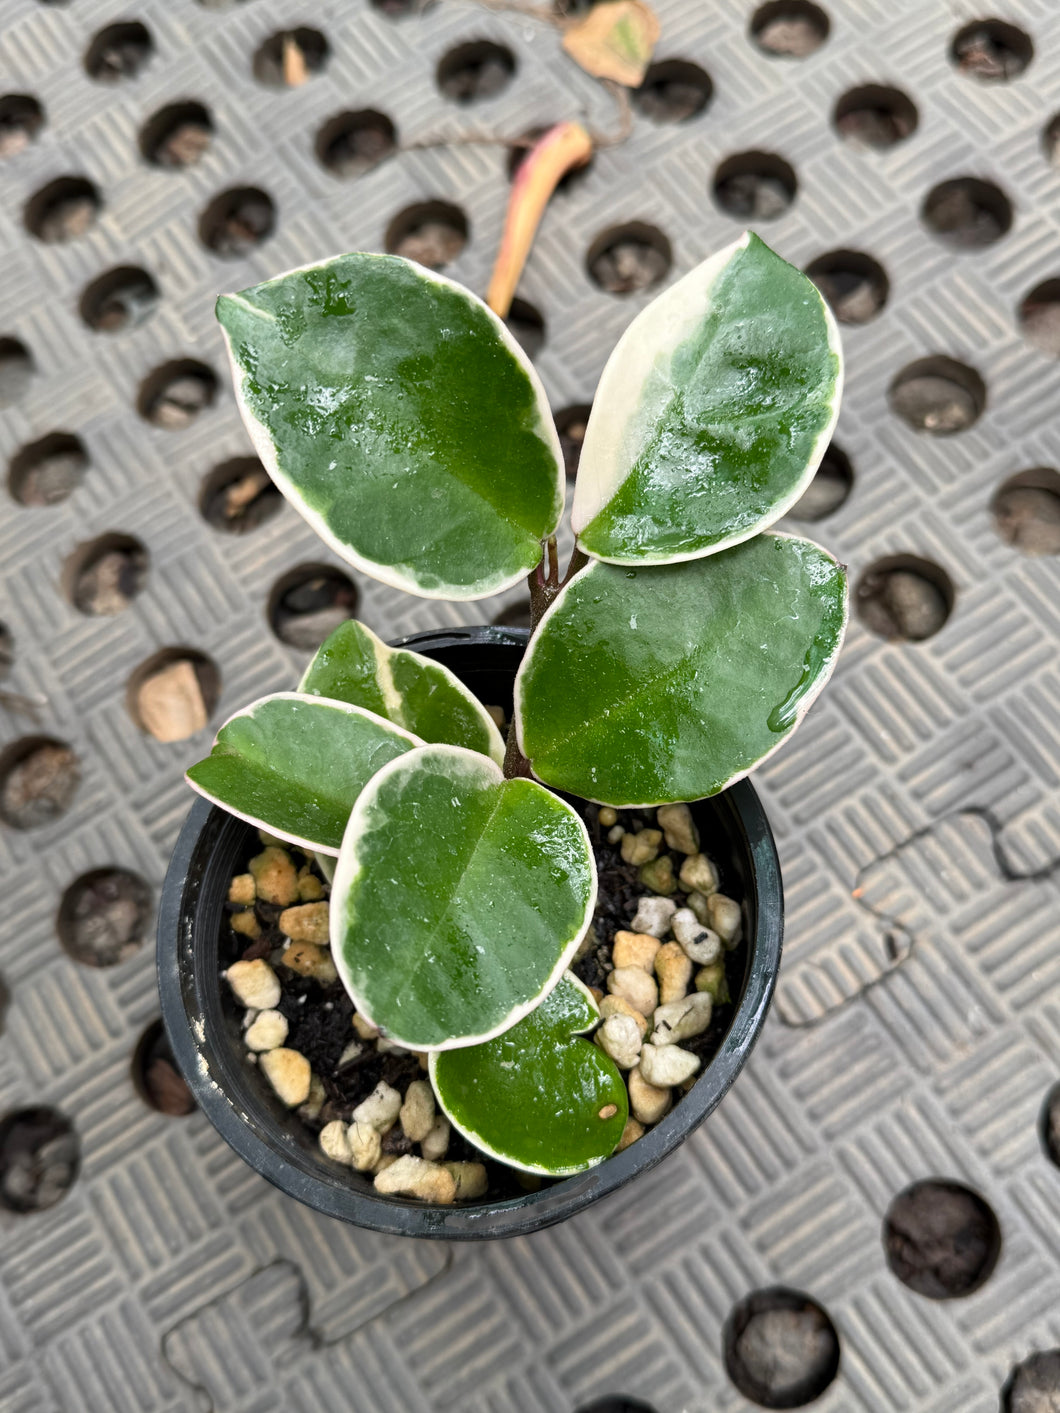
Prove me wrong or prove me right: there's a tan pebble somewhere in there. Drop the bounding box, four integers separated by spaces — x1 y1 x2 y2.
299 1073 326 1122
627 1065 671 1126
621 828 662 866
226 958 280 1010
400 1079 436 1144
707 894 742 947
352 1013 380 1041
297 866 324 902
420 1115 450 1161
639 856 675 895
485 704 506 728
686 890 711 926
280 901 330 944
607 965 658 1017
319 1120 353 1166
600 994 649 1038
372 1152 398 1176
612 930 662 972
348 1120 382 1171
257 829 285 848
655 941 692 1004
616 1117 645 1151
249 846 299 906
373 1155 456 1204
280 940 338 984
418 1052 430 1071
589 985 605 1005
230 909 260 940
135 659 207 742
352 1081 402 1133
227 874 255 906
444 1161 489 1200
244 1009 288 1052
679 853 719 897
598 806 618 828
657 803 700 855
259 1047 311 1106
516 1172 542 1192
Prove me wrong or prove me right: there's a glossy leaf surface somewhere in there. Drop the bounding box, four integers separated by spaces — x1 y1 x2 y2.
300 619 504 765
217 252 564 600
431 973 628 1175
516 536 848 805
185 693 419 854
330 745 597 1049
572 232 842 563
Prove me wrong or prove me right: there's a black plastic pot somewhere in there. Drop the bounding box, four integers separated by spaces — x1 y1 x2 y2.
158 626 783 1239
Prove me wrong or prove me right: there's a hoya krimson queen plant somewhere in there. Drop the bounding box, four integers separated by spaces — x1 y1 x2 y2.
186 231 846 1177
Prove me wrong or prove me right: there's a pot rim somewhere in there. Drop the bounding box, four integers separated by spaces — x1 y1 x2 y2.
158 626 783 1239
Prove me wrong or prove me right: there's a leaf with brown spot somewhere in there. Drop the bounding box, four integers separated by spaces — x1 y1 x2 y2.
562 1 660 87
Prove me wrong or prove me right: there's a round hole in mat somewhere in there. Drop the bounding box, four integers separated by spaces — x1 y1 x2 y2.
436 40 516 104
723 1286 840 1408
883 1178 1001 1298
79 265 159 333
555 403 593 481
991 469 1060 557
888 356 985 436
57 868 152 968
833 84 918 149
139 100 213 169
132 1019 196 1115
805 249 888 324
137 359 218 429
84 20 154 82
855 555 955 642
384 201 468 270
786 444 853 522
24 175 101 243
1039 1082 1060 1168
1002 1351 1060 1413
586 223 672 295
0 737 81 830
0 622 11 680
633 59 713 122
8 432 88 506
504 297 546 359
1018 280 1060 359
713 151 796 220
0 1108 80 1214
315 109 397 177
127 648 221 743
749 2 830 58
267 563 360 650
199 456 282 534
198 186 276 257
950 18 1033 83
574 1400 659 1413
0 337 34 406
0 94 45 158
921 177 1012 250
252 27 330 86
62 533 149 615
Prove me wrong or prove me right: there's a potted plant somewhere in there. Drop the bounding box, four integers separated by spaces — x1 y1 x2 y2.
158 231 845 1238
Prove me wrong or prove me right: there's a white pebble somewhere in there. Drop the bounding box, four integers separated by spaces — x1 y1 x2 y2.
319 1119 353 1166
400 1079 436 1143
708 894 742 947
652 993 714 1046
607 824 626 845
656 804 699 855
352 1081 402 1133
244 1009 288 1052
420 1115 451 1162
225 959 281 1011
638 1042 701 1087
596 1013 643 1069
627 1065 671 1125
629 896 677 938
607 965 658 1017
259 1047 311 1106
348 1120 382 1171
671 909 723 965
373 1155 456 1204
678 854 719 897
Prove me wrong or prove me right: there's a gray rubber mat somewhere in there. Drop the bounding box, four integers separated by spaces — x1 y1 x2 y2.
2 0 1060 1408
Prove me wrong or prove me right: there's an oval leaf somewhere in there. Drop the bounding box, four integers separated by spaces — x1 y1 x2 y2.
185 693 421 855
572 231 843 564
216 253 564 600
515 536 848 806
431 973 628 1176
330 744 597 1050
299 619 504 766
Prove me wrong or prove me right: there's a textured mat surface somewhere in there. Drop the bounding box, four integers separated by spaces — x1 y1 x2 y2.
2 0 1060 1409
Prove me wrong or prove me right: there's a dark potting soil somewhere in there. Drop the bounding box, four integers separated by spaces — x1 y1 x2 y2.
222 803 742 1200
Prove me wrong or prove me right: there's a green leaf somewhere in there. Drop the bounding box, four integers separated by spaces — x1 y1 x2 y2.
216 252 564 600
330 744 597 1050
430 973 628 1176
299 619 504 766
515 535 847 806
572 231 842 564
185 693 420 854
